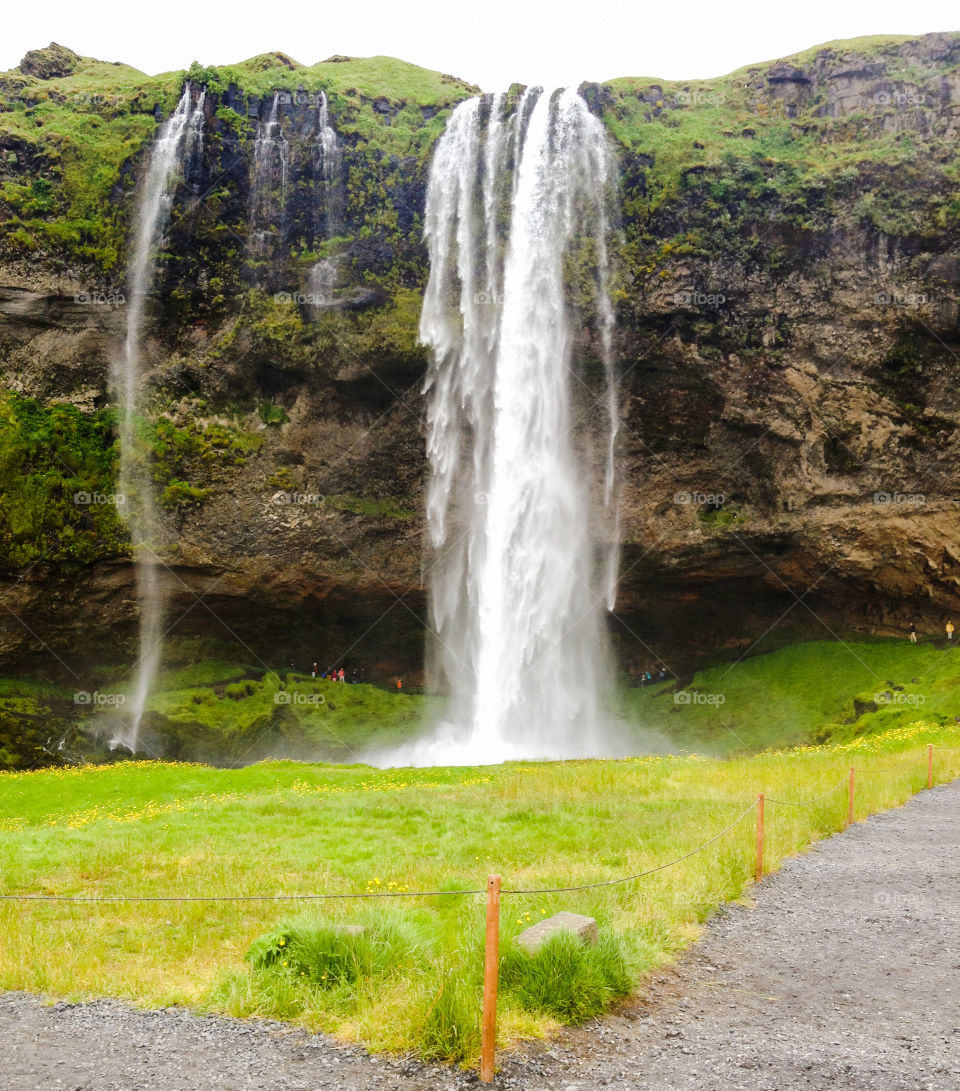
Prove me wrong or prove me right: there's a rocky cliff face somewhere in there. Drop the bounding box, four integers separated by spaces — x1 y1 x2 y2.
1 35 959 683
607 31 960 662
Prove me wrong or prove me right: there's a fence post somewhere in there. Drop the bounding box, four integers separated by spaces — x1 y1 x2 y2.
754 793 765 883
480 874 502 1084
847 766 855 827
928 743 933 789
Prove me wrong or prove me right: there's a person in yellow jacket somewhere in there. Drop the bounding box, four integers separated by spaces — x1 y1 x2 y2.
947 620 955 641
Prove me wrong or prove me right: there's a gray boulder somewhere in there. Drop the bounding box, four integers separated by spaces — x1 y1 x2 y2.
516 911 598 955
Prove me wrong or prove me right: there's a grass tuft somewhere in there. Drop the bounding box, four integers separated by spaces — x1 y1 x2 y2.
418 972 481 1063
247 912 421 989
500 932 632 1023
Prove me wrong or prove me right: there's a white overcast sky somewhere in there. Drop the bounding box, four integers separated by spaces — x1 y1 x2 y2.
2 0 956 90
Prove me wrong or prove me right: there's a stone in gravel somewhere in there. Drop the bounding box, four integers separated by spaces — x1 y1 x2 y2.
517 912 599 954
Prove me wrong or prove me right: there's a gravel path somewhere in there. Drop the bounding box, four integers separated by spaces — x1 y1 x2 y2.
2 780 958 1090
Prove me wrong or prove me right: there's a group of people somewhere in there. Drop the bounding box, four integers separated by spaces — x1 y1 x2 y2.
907 621 955 643
310 663 363 683
635 664 671 686
300 662 405 690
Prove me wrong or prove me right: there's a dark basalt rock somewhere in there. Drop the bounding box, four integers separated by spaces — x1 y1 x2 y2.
767 63 811 84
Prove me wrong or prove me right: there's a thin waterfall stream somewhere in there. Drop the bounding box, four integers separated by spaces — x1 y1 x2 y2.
115 84 205 752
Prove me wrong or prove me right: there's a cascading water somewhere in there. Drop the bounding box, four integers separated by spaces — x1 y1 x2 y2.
249 92 291 255
115 84 205 752
409 88 620 765
315 91 340 191
308 91 342 304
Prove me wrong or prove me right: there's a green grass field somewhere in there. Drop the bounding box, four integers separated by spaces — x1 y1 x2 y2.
2 720 957 1065
3 636 958 770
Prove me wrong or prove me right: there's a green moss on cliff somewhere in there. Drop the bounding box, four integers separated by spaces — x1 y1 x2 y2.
0 49 470 274
0 60 175 268
0 393 126 569
150 414 262 508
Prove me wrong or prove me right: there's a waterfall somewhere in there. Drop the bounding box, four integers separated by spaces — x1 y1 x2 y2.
413 88 620 765
115 84 205 752
309 90 342 304
249 92 290 255
316 90 340 184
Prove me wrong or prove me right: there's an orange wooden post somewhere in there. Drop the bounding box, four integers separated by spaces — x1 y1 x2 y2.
847 766 855 827
754 793 765 883
927 743 933 789
480 874 502 1084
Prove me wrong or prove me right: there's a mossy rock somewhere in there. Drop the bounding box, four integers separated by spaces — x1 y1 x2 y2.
19 43 81 80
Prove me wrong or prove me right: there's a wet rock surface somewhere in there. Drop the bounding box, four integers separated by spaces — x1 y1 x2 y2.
2 780 957 1089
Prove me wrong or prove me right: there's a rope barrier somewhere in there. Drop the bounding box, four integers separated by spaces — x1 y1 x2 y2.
3 745 958 908
3 741 958 1086
0 801 761 904
764 772 851 806
502 799 760 895
860 761 922 774
0 887 484 904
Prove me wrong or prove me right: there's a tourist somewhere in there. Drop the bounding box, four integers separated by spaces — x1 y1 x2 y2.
338 667 345 682
396 678 403 691
946 621 954 641
909 623 917 644
311 662 318 678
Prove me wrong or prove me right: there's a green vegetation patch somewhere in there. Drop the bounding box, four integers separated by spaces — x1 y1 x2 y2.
0 726 956 1062
0 391 126 568
500 931 632 1023
620 639 960 755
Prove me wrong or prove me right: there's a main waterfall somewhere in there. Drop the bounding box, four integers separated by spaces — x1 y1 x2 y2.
416 88 620 765
116 85 205 752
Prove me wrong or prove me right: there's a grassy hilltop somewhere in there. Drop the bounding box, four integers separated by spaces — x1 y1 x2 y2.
0 47 475 269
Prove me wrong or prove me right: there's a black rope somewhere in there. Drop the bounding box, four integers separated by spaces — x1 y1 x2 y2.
503 799 759 895
0 888 483 904
765 772 853 806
